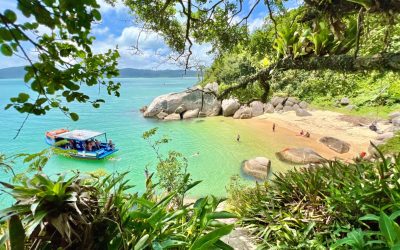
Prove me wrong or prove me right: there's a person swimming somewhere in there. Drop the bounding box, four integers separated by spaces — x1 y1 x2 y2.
237 134 240 142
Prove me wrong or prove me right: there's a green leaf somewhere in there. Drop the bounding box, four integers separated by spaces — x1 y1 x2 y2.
70 112 79 121
359 214 380 222
379 211 399 246
4 9 17 23
189 224 234 250
91 9 101 21
134 234 149 250
8 215 25 250
1 44 13 56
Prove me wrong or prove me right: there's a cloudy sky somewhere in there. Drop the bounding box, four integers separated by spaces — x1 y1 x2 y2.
0 0 299 70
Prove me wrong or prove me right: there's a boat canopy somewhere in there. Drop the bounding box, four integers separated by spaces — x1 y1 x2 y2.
55 130 105 141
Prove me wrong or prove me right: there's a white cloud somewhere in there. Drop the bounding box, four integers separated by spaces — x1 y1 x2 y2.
92 26 110 35
97 0 129 14
248 17 265 33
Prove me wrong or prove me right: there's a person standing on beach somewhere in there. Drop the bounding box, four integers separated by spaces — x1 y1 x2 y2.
237 134 240 142
272 123 276 132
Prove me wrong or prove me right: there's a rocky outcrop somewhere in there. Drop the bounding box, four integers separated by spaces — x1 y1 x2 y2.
319 136 351 153
392 117 400 126
183 109 199 119
264 103 274 113
143 83 221 119
276 148 325 164
222 98 240 117
265 96 309 116
389 111 400 120
233 106 252 119
250 101 264 117
242 157 271 180
376 132 394 141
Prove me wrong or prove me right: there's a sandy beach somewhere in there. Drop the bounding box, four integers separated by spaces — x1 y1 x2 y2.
234 110 383 161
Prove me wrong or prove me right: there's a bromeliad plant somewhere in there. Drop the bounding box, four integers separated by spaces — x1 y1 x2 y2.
228 146 400 248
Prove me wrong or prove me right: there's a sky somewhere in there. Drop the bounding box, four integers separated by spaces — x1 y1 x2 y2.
0 0 300 70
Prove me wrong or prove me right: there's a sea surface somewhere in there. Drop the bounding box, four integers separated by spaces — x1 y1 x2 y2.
0 77 292 206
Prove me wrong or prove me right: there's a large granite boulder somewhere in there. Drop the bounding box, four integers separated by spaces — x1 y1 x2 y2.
250 101 264 117
299 101 308 109
156 111 168 120
276 148 325 164
164 113 181 121
222 98 241 117
233 106 252 119
283 106 293 112
287 97 299 104
296 109 312 117
389 111 400 121
183 109 199 119
392 117 400 126
242 157 271 180
175 105 186 114
264 103 274 113
272 96 285 107
319 136 351 153
204 82 219 94
275 103 284 111
376 132 394 141
144 87 221 118
340 97 350 106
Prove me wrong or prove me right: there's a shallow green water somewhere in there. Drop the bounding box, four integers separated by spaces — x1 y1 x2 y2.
0 78 292 206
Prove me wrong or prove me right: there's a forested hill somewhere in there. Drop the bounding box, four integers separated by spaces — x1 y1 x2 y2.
0 66 198 79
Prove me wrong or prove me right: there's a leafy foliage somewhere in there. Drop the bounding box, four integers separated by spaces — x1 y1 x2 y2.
0 1 120 121
227 152 400 248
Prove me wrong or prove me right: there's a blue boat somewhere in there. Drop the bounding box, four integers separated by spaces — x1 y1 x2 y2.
45 129 118 160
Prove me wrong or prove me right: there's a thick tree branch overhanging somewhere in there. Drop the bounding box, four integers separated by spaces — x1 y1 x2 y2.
218 53 400 99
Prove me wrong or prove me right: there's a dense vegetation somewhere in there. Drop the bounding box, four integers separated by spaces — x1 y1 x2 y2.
228 150 400 248
0 131 236 249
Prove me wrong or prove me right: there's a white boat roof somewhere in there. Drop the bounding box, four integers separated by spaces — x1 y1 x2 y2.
55 130 105 141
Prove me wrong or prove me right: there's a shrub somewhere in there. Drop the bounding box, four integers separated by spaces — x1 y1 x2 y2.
227 151 400 248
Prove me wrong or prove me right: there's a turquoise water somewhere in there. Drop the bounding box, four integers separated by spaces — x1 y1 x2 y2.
0 78 293 206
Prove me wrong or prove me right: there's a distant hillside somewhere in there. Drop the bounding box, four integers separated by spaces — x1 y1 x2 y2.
0 66 198 79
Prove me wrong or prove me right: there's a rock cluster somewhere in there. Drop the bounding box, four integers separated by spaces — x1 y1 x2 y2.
264 96 311 117
143 82 221 120
242 157 271 180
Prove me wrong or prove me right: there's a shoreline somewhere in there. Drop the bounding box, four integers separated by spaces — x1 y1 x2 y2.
233 109 381 161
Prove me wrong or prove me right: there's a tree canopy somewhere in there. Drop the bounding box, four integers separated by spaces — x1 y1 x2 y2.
0 0 120 137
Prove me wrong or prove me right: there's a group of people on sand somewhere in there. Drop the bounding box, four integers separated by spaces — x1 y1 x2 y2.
298 130 310 138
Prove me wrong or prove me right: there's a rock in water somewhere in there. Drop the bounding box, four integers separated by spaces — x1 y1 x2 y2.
319 136 351 153
233 106 252 119
143 87 221 118
156 111 168 120
183 109 199 119
296 109 312 117
242 157 271 180
340 97 350 106
250 101 264 117
222 98 240 116
164 113 181 121
276 148 325 164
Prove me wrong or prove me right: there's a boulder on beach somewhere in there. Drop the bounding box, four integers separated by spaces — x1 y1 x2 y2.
143 84 221 118
376 132 394 141
319 136 351 154
299 101 308 109
156 111 168 120
250 101 264 117
183 109 199 119
272 96 285 107
389 111 400 121
264 103 274 113
283 106 293 112
222 98 241 117
296 109 312 117
242 157 271 180
276 148 325 164
233 106 252 119
392 117 400 126
275 103 284 111
292 104 300 111
203 82 219 94
164 113 181 121
340 97 350 106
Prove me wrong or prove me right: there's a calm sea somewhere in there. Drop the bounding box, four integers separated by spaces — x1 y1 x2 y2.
0 77 292 206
